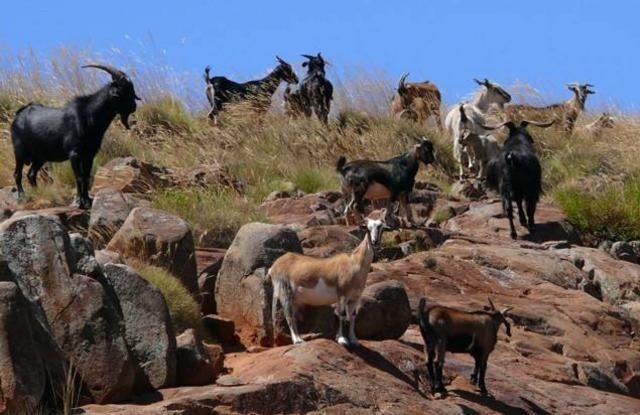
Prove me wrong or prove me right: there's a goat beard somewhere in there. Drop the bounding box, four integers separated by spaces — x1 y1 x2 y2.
120 112 132 129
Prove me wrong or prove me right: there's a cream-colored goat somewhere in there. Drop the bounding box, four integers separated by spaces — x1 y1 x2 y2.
269 216 384 346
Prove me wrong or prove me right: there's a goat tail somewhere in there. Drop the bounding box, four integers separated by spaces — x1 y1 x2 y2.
336 155 347 173
204 65 212 83
417 297 428 330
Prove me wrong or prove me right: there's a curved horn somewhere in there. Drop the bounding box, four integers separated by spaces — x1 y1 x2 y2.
480 121 514 131
276 55 285 63
301 54 315 60
459 104 468 123
488 297 496 311
82 64 126 81
473 78 483 86
521 119 555 128
398 72 409 90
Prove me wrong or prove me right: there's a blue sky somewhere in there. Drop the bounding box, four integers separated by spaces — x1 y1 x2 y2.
1 0 637 109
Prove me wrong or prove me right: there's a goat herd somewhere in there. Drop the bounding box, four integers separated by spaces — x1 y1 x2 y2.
6 56 608 398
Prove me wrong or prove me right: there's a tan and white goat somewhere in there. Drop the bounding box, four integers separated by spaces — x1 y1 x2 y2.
269 215 385 346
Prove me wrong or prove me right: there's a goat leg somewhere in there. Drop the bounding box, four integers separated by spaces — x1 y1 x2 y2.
336 297 349 347
502 188 517 239
346 299 360 347
13 159 25 196
526 196 537 233
478 356 489 396
27 160 44 187
516 199 527 227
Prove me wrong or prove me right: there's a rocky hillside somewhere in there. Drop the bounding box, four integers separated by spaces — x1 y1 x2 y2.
0 155 639 414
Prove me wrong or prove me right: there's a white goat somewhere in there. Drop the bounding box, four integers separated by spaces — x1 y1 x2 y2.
445 79 511 180
269 215 385 347
459 128 501 179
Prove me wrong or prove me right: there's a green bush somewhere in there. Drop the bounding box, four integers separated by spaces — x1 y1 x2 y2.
130 261 201 334
553 177 640 241
152 187 268 247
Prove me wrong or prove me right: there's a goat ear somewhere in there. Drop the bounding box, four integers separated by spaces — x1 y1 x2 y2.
501 307 513 315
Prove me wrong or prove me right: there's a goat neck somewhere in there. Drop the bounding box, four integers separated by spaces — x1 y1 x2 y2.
472 88 499 112
352 229 375 273
77 85 120 141
260 67 289 96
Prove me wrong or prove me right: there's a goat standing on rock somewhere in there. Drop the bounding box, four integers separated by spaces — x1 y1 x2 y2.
417 297 513 397
11 64 140 209
483 119 554 239
269 215 385 347
336 138 436 227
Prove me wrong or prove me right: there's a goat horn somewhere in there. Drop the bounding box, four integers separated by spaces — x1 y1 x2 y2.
480 121 514 131
301 54 315 60
82 64 126 81
459 104 468 122
585 83 595 87
473 78 483 86
521 119 555 128
488 298 496 311
398 73 409 89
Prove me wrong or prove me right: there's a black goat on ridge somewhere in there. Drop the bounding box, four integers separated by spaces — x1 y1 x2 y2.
483 119 553 239
204 56 298 124
284 53 333 124
11 64 140 209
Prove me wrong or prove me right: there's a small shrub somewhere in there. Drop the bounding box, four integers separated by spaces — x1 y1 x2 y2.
130 261 201 333
553 177 640 241
136 96 198 134
152 187 268 247
292 167 339 194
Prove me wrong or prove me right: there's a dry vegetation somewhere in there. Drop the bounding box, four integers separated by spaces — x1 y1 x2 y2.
1 49 639 243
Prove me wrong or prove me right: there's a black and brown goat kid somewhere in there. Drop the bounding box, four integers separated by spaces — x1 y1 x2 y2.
292 53 333 124
417 298 512 396
203 57 298 124
11 64 140 209
483 119 553 239
336 137 435 227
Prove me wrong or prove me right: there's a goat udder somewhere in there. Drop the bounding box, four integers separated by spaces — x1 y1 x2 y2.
364 182 391 200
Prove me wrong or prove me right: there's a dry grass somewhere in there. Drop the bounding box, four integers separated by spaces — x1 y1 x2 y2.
1 48 639 242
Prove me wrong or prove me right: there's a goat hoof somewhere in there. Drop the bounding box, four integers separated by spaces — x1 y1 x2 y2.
348 338 360 348
510 232 517 240
337 336 350 347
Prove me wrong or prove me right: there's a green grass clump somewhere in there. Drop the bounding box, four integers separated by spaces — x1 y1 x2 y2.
136 95 200 134
130 261 201 333
291 167 339 194
151 187 268 247
553 177 640 241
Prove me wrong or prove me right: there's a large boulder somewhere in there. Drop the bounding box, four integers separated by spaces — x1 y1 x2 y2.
216 222 335 346
0 215 135 403
355 280 412 340
11 206 90 234
0 281 46 414
175 329 218 386
92 157 170 194
107 207 198 294
88 189 136 248
102 263 177 392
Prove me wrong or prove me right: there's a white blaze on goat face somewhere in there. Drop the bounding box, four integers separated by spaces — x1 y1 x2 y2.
367 218 384 245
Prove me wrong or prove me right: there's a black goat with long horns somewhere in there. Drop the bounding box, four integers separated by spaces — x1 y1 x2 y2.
10 64 140 209
285 53 333 124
